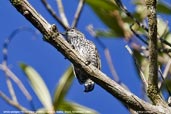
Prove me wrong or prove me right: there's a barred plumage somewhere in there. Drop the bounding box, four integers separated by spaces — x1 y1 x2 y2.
63 28 101 92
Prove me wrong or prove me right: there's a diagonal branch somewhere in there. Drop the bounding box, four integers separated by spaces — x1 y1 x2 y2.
0 91 30 113
86 25 120 83
56 0 69 27
1 27 37 102
9 0 171 113
72 0 85 28
0 64 32 101
41 0 68 30
125 45 148 89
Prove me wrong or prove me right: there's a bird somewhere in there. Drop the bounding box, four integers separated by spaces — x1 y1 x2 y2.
62 28 101 92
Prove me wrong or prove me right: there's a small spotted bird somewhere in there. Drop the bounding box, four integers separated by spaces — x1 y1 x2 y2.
63 28 101 92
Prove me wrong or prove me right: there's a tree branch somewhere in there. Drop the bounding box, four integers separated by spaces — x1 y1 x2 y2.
145 0 167 106
9 0 171 113
71 0 85 28
56 0 69 27
0 64 32 101
0 91 30 113
41 0 68 30
87 25 120 83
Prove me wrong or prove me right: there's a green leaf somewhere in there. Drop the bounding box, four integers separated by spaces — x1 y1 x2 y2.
166 33 171 44
86 0 125 37
53 66 74 110
58 100 98 114
157 18 169 37
20 63 53 111
157 2 171 14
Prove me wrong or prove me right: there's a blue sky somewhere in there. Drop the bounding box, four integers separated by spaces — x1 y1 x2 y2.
0 0 162 114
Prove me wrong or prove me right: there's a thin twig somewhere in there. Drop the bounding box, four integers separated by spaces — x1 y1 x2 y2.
0 27 37 110
56 0 69 28
1 27 37 101
130 19 171 96
86 25 120 82
158 59 171 90
159 38 171 48
87 26 133 93
41 0 68 30
0 91 30 113
87 25 138 113
104 48 120 82
2 34 17 102
2 27 38 64
6 74 18 102
0 64 32 101
130 24 148 45
1 27 36 102
158 68 171 96
130 23 171 96
72 0 85 28
115 0 171 49
114 0 148 31
125 45 148 89
130 24 171 55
